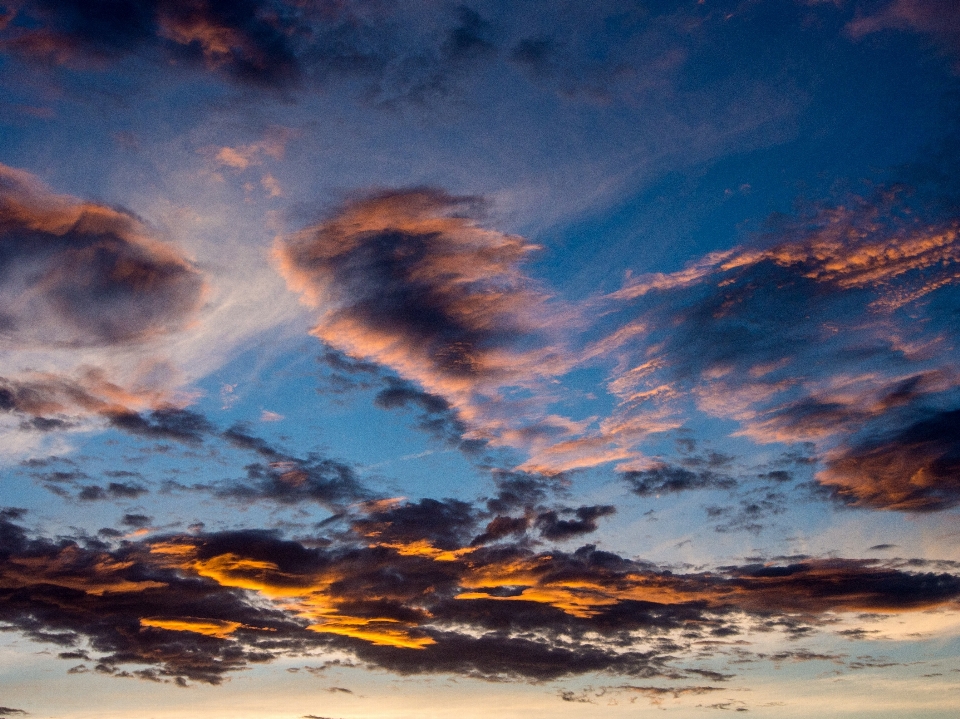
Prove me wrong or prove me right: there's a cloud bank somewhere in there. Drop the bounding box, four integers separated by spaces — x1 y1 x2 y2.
2 509 957 684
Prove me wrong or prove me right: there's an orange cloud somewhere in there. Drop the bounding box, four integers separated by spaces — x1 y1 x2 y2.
140 617 243 639
1 544 166 595
150 541 435 650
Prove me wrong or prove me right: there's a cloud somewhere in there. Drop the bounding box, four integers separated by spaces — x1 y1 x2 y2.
818 407 960 511
0 164 209 455
622 464 736 497
0 1 506 98
373 377 484 452
2 0 304 87
3 508 959 684
0 163 205 349
534 504 616 541
0 369 173 420
217 424 369 509
847 0 960 71
276 189 577 462
106 407 214 445
77 482 149 501
0 515 308 684
216 456 368 509
600 190 960 509
608 684 723 706
12 404 371 509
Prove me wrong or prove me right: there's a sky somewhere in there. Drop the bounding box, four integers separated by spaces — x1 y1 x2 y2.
1 0 960 717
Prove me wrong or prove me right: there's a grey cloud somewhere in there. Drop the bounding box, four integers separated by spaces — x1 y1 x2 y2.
0 164 205 349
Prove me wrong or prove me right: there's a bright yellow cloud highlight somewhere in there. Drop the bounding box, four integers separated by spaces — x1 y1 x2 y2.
140 617 242 639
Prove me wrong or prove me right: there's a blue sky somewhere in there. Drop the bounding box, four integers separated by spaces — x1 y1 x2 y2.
2 1 960 717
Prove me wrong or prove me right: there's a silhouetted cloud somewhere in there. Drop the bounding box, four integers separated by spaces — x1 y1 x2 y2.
0 515 307 684
107 408 214 445
3 509 958 684
622 464 736 497
77 482 149 501
217 424 369 509
0 0 507 97
2 0 304 88
535 504 616 541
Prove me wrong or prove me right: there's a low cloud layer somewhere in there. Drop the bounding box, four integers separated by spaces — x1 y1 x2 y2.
2 509 957 684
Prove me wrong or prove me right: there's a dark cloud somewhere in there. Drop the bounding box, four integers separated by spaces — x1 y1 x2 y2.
0 709 27 717
535 504 616 541
485 471 551 514
470 515 529 546
0 164 205 349
217 456 367 508
352 498 477 551
77 482 148 501
819 407 960 511
374 377 483 452
276 189 571 462
707 492 788 535
216 424 368 509
609 684 723 705
14 400 371 509
19 416 72 432
277 189 553 384
375 378 451 415
3 0 304 88
121 513 151 528
444 6 495 61
106 407 214 445
2 512 960 685
315 347 382 395
0 0 504 97
622 464 736 497
0 516 309 684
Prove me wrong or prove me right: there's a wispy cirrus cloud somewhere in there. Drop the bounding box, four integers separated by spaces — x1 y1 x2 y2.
847 0 960 71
